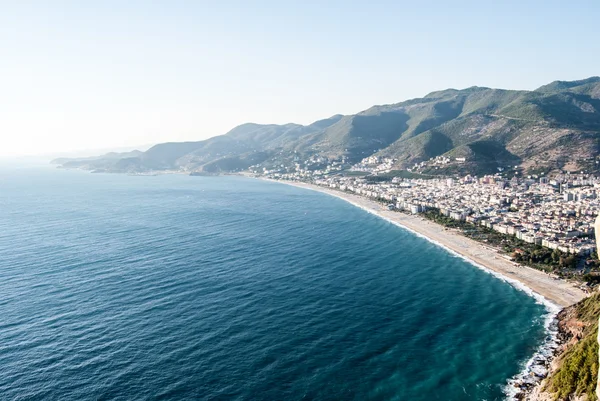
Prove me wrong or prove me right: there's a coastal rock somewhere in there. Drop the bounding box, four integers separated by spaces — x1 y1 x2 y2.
518 292 600 401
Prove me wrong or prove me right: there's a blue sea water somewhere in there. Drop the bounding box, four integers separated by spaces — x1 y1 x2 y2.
0 167 549 400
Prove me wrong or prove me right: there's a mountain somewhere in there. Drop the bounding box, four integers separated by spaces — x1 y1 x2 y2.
52 77 600 176
535 76 600 94
52 150 144 170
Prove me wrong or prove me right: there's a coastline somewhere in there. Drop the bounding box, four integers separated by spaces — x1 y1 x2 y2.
268 179 586 308
49 169 591 399
261 178 589 399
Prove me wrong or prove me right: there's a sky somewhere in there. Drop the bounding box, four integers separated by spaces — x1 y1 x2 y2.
1 0 599 158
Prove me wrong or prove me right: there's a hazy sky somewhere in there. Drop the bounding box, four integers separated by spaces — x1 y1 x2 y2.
1 1 599 157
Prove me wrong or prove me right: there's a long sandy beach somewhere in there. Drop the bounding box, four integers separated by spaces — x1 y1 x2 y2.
270 179 587 308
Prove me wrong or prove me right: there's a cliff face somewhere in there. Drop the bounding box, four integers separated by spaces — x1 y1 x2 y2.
528 293 600 401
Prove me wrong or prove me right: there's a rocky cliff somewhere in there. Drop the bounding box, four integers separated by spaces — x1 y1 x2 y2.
526 293 600 400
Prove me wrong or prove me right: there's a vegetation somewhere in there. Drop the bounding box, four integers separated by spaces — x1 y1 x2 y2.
546 292 600 400
340 170 368 177
421 208 588 279
549 328 598 400
366 170 436 181
513 248 577 270
53 77 600 175
576 292 600 324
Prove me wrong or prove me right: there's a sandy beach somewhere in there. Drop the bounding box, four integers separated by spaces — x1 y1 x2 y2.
269 179 587 308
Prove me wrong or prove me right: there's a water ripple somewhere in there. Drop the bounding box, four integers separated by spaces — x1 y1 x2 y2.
0 170 548 400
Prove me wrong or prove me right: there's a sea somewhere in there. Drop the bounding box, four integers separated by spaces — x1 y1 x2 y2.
0 166 550 400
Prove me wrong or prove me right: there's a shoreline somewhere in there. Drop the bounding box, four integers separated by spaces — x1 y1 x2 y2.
261 179 590 399
267 179 586 308
52 169 589 399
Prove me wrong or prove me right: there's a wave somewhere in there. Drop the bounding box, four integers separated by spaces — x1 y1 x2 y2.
271 180 561 400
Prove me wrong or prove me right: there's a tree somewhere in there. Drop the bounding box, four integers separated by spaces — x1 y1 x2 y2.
552 249 561 263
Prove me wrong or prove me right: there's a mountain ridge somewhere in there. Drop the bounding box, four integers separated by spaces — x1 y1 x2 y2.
53 77 600 176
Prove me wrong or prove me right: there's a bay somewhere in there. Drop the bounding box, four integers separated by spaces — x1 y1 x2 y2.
0 168 547 400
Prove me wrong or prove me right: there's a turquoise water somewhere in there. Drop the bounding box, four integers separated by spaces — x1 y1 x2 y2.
0 167 548 400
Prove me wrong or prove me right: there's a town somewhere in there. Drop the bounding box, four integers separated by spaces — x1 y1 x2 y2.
255 156 600 261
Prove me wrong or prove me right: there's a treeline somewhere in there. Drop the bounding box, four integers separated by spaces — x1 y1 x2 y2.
420 208 591 280
512 247 577 270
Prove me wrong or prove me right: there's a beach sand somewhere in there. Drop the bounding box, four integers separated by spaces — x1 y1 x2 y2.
271 179 587 308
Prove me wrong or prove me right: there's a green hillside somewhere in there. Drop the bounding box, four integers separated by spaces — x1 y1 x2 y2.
544 292 600 400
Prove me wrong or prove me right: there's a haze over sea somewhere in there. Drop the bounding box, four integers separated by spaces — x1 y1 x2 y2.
0 167 549 400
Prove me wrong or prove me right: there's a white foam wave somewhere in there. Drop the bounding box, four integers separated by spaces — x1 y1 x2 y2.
271 180 562 400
